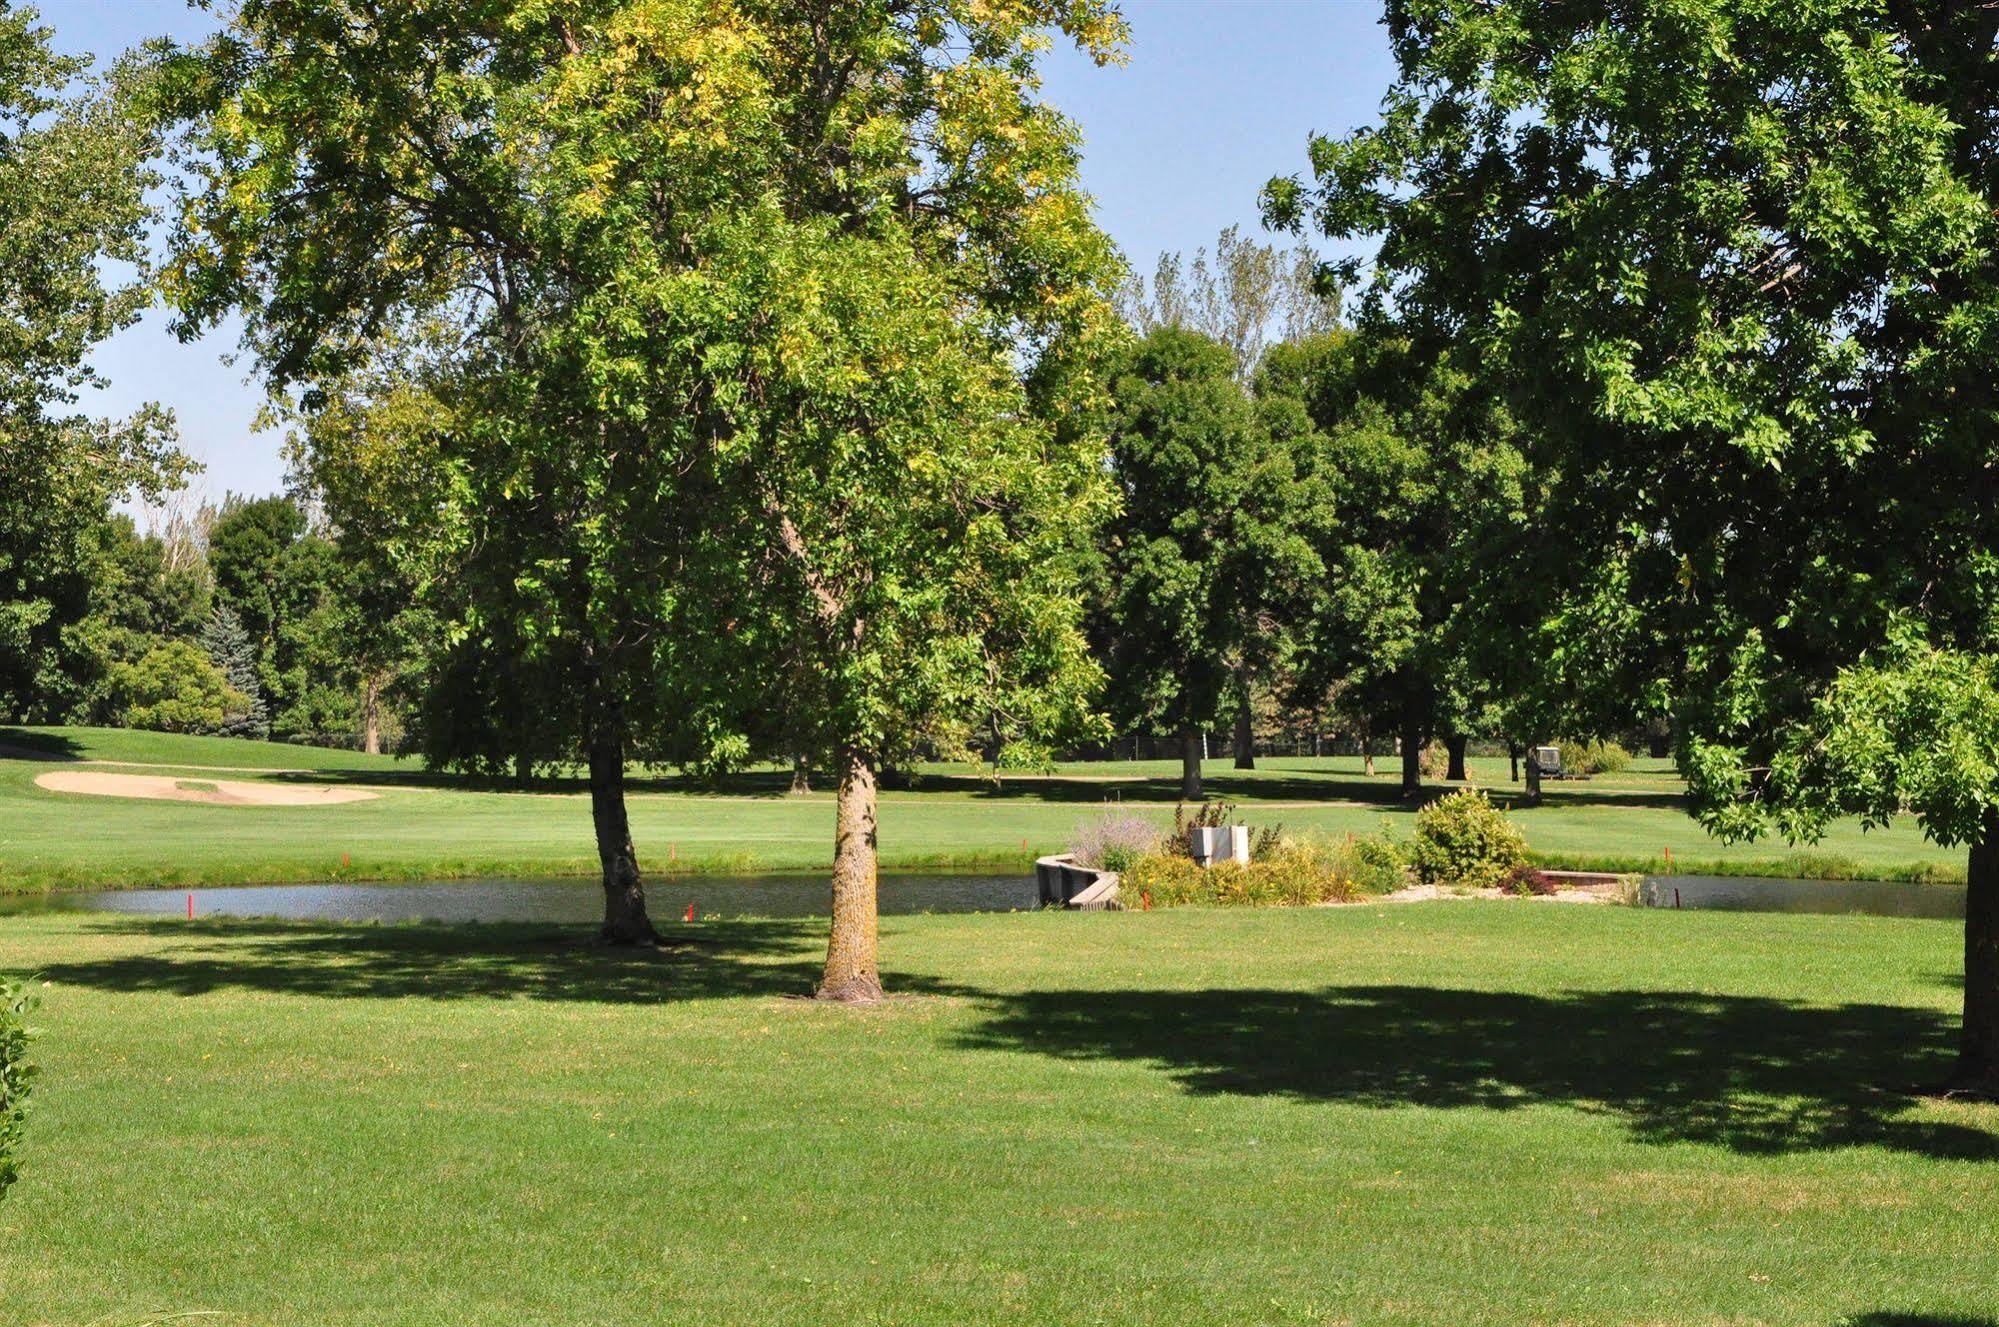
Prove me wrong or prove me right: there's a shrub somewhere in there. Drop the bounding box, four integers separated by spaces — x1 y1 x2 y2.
1335 829 1409 895
1410 787 1527 888
1557 737 1633 775
1125 830 1406 907
110 639 249 734
0 978 36 1206
1068 808 1161 874
1497 863 1559 896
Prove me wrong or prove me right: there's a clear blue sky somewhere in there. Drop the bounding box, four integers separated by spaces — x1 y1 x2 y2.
46 0 1397 502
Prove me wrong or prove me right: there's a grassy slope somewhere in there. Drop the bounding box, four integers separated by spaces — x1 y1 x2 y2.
0 726 1964 892
0 903 1994 1325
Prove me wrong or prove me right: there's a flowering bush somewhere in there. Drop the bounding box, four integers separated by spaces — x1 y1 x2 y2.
1068 808 1162 874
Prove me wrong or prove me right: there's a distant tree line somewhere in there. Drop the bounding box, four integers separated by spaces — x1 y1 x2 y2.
1089 227 1664 803
2 490 419 754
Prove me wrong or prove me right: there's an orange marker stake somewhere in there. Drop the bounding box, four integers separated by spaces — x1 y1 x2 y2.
186 892 194 920
685 902 696 923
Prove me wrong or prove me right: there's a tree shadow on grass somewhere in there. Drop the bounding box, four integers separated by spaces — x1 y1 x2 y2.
36 917 965 1005
956 984 1999 1160
0 727 84 761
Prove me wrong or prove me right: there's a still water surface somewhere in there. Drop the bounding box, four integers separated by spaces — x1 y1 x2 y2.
1640 874 1963 920
0 872 1966 924
0 874 1038 923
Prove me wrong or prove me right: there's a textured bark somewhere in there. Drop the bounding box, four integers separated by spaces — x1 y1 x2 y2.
1399 706 1423 798
789 752 812 796
818 746 883 1002
1445 733 1469 782
1180 730 1203 802
1955 818 1999 1093
1524 746 1543 805
588 693 657 946
1231 666 1255 770
361 675 382 756
1508 743 1521 783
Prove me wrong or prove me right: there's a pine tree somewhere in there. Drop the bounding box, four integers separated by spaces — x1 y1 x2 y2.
201 604 268 739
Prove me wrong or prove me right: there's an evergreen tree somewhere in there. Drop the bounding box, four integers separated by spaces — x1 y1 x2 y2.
201 604 267 739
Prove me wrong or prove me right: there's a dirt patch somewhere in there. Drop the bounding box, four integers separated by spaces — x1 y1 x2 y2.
34 770 379 807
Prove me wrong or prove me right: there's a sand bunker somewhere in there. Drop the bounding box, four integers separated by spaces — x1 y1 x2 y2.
35 770 379 807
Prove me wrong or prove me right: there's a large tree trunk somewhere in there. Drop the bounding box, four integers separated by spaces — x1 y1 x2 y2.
1361 719 1375 777
819 746 883 1002
1400 704 1423 798
789 752 812 796
1524 745 1543 805
1956 818 1999 1094
1232 667 1255 770
513 752 533 790
361 674 382 756
1445 733 1469 782
1508 742 1521 783
1180 730 1203 801
587 691 657 946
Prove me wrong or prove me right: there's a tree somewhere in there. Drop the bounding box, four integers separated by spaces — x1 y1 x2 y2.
1115 228 1341 771
1261 330 1530 798
0 3 184 722
1092 325 1326 800
1120 226 1339 381
201 605 267 739
164 0 1127 970
207 496 305 650
1270 0 1999 1090
112 638 245 733
714 235 1114 1001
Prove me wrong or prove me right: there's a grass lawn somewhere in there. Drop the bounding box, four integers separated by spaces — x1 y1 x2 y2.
0 903 1994 1324
0 726 1968 892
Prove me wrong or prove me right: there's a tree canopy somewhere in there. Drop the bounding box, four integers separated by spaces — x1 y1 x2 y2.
1268 0 1999 1088
0 3 183 722
1093 324 1327 798
165 0 1126 991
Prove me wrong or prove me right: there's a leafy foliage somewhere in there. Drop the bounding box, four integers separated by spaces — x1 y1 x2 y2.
1126 841 1358 907
1410 788 1526 889
1091 326 1327 783
1688 641 1999 851
1266 0 1999 847
0 976 34 1205
1126 829 1403 907
0 5 185 722
1557 738 1633 777
111 638 244 734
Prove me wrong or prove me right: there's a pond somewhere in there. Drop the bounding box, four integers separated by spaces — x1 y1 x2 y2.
1639 874 1964 920
0 873 1039 924
0 872 1966 925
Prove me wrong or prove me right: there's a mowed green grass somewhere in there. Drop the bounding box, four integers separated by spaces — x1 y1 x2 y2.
1 904 1994 1325
0 725 1966 892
